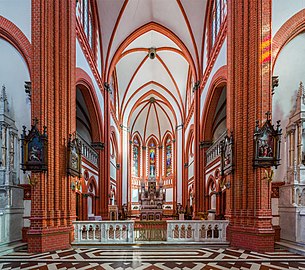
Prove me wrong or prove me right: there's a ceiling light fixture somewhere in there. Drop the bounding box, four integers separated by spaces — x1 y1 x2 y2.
149 47 156 60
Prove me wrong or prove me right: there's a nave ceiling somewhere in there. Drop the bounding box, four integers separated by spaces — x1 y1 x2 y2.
97 0 208 143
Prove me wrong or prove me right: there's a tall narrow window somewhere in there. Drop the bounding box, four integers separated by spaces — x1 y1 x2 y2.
76 0 95 52
148 141 156 177
165 137 172 176
133 138 140 177
210 0 227 49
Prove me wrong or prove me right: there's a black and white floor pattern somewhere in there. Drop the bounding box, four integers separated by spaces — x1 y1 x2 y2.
1 245 305 269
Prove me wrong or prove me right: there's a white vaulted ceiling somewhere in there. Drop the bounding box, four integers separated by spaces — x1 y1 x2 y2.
97 0 208 143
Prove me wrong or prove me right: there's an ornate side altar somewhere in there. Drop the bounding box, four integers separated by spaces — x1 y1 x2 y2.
139 177 164 220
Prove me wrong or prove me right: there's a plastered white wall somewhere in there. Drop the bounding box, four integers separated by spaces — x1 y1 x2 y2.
272 33 305 182
0 0 31 40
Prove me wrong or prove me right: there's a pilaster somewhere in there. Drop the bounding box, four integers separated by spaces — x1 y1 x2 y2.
194 84 204 215
100 83 110 219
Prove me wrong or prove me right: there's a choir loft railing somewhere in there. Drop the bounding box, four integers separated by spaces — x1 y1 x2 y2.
76 133 98 167
206 131 227 165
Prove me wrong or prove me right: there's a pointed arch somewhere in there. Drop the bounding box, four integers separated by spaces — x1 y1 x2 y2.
110 126 119 160
201 65 227 141
0 16 32 77
76 67 104 142
186 124 195 163
272 9 305 71
107 22 197 82
146 135 159 178
131 132 141 177
163 132 173 177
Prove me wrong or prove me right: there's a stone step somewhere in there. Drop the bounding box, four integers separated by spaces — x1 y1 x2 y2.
276 240 305 256
0 241 27 256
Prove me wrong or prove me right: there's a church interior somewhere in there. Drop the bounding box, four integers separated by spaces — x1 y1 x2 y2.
1 0 305 269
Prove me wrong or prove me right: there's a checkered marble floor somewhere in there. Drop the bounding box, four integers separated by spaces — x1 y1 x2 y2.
1 245 305 269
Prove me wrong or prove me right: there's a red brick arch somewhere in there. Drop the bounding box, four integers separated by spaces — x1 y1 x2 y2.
272 9 305 71
76 67 104 142
110 126 119 160
201 65 227 141
0 16 32 76
185 124 194 163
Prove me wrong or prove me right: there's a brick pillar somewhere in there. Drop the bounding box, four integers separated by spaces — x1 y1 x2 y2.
227 0 274 252
100 86 110 219
182 153 188 207
117 128 123 208
29 0 76 252
194 86 204 216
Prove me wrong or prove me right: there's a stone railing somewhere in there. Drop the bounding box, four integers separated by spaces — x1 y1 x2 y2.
167 220 229 243
72 220 229 244
76 133 98 167
73 221 134 244
206 131 227 165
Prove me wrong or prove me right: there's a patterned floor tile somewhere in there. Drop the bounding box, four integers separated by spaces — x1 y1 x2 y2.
1 246 305 269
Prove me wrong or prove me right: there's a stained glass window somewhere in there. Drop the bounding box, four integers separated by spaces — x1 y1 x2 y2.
149 142 156 177
165 138 172 176
133 138 139 176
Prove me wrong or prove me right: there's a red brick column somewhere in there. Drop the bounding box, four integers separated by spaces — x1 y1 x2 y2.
194 86 204 216
226 0 274 252
99 86 110 219
29 0 76 252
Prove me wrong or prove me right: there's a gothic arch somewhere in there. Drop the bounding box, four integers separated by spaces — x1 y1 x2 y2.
163 131 174 177
272 9 305 71
110 126 119 160
201 65 227 141
76 67 104 142
87 176 98 216
0 16 32 76
131 132 142 178
185 125 194 163
106 22 197 82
